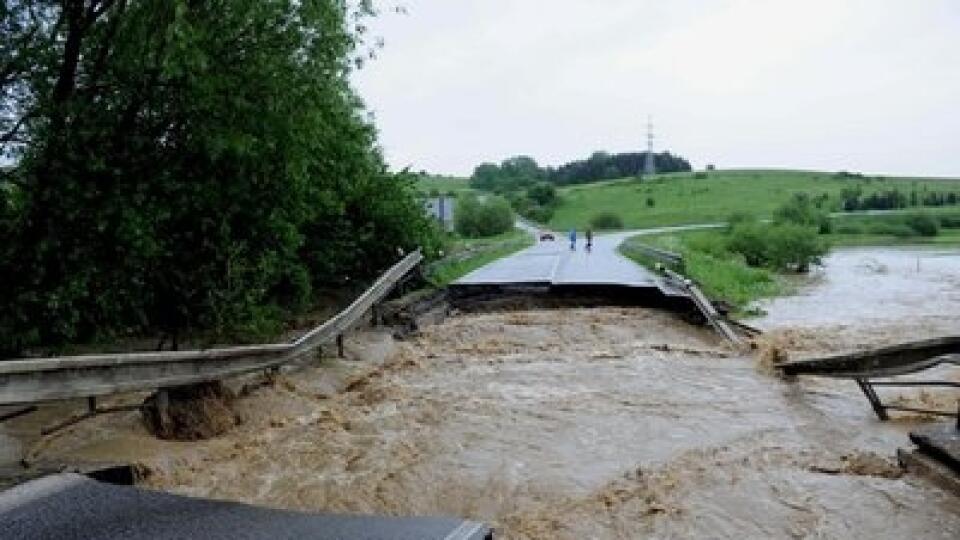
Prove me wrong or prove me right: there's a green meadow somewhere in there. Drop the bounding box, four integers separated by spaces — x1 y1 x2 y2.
549 169 960 230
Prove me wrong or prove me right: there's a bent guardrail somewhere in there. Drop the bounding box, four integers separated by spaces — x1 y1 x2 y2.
659 267 742 345
626 243 683 266
779 337 960 421
0 250 423 406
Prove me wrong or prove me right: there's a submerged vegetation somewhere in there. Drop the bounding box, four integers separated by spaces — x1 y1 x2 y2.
623 208 960 310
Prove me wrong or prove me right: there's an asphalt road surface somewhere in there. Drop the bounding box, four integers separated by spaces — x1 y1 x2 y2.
455 229 665 288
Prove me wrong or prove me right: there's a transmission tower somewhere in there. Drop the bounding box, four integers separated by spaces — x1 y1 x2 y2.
643 116 656 176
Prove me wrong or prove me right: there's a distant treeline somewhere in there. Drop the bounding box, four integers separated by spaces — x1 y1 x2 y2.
840 186 960 211
470 151 692 192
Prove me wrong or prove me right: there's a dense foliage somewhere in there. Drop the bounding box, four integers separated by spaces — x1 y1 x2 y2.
725 197 830 272
589 212 624 230
454 193 514 238
839 184 960 211
833 213 945 238
549 151 691 185
469 151 691 192
726 222 827 272
508 182 557 222
0 0 440 355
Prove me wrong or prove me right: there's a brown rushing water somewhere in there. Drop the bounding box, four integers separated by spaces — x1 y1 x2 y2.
16 306 960 539
751 246 960 330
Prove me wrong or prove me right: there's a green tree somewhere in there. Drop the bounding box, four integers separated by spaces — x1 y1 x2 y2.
526 182 556 206
454 193 514 238
0 0 439 355
470 162 501 191
727 222 828 273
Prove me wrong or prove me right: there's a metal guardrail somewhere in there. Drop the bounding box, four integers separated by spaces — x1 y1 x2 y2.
624 243 683 266
660 268 742 345
0 250 424 406
780 338 960 420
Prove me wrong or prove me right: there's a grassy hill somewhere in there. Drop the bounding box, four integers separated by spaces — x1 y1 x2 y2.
548 169 960 229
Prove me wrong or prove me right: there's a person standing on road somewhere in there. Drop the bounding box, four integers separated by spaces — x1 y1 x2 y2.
585 229 593 252
568 228 577 251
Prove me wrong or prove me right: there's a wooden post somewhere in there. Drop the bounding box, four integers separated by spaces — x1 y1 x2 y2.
87 396 97 413
337 334 345 358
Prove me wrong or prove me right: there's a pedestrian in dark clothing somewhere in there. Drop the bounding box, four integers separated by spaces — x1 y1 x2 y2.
585 229 593 252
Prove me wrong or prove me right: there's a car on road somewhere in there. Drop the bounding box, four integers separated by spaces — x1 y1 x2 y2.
539 231 555 241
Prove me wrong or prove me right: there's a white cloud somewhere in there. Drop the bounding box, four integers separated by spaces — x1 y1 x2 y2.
353 1 960 177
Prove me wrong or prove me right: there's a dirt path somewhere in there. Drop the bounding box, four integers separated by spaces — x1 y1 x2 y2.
25 306 960 538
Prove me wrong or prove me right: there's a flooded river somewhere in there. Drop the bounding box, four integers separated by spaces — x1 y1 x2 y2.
753 246 960 331
4 247 960 538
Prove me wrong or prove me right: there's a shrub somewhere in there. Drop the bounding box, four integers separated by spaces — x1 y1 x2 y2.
726 223 770 267
833 222 865 235
867 222 916 237
524 205 554 223
726 211 757 229
774 193 829 229
646 197 655 207
763 224 829 272
589 212 624 230
727 223 828 273
939 215 960 229
904 214 939 237
454 194 515 238
526 182 557 206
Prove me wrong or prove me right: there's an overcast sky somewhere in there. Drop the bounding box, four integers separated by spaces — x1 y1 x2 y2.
352 1 960 178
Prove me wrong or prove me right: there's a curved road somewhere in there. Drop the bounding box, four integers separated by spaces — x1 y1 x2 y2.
455 223 721 289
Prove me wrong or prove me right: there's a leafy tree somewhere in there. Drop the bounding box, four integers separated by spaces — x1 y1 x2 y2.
550 151 691 185
454 193 514 238
727 222 828 273
0 0 439 355
904 213 939 237
526 182 556 206
469 150 693 192
774 193 831 233
469 162 501 191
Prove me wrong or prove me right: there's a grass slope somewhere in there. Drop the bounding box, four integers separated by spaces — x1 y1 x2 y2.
415 175 471 195
550 169 960 229
621 231 784 311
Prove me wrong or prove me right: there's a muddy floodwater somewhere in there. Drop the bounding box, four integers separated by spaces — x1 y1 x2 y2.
6 247 960 538
752 246 960 331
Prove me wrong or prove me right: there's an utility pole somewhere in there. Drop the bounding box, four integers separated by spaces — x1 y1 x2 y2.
643 115 656 176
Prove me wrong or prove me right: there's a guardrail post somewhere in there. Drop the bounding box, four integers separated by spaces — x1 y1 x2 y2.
856 378 889 420
156 389 171 432
336 334 345 358
87 396 96 413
